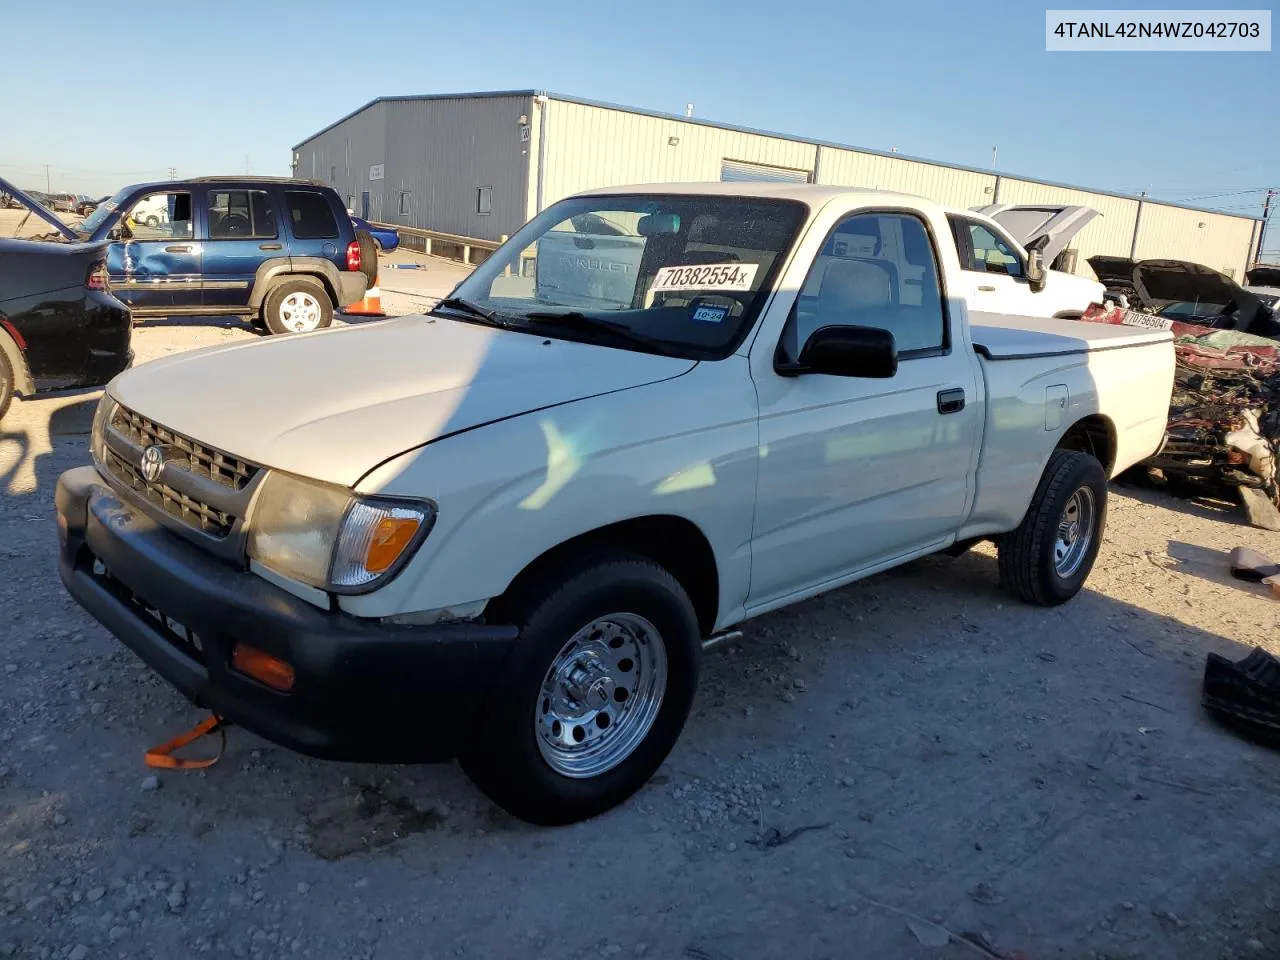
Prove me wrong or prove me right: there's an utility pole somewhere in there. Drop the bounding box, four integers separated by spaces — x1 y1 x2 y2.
245 155 250 175
167 166 176 179
1259 188 1276 264
44 164 51 193
991 145 997 169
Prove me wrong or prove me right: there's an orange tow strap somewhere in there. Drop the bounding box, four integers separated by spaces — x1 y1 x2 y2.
144 714 229 770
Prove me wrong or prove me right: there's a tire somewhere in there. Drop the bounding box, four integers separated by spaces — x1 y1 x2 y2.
144 215 159 227
0 349 13 422
353 230 377 285
262 278 333 335
998 449 1108 606
460 552 701 826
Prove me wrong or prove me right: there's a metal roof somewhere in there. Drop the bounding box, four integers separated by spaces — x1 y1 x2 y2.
292 90 1262 224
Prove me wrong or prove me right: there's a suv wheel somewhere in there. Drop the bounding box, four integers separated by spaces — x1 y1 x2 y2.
263 278 333 335
460 552 700 825
0 349 14 422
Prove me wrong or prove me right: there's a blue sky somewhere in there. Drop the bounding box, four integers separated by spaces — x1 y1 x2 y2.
3 0 1276 252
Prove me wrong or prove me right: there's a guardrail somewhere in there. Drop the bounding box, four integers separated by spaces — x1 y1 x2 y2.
370 222 507 266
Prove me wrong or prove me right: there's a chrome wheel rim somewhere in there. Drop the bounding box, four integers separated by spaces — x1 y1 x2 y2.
535 612 667 779
279 292 321 332
1054 486 1096 578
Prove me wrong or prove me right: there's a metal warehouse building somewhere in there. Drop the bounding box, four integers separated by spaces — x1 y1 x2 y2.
293 90 1264 279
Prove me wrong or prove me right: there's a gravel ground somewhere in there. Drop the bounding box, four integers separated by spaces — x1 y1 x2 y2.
2 295 1279 960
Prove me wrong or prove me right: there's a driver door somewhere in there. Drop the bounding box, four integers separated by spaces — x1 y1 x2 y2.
200 187 281 310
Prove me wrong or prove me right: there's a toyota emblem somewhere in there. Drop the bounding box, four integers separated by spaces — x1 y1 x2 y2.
140 445 165 483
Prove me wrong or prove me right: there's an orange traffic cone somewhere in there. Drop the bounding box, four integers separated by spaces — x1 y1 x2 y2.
341 273 385 318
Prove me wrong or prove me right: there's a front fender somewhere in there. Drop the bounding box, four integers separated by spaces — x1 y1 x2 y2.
336 360 760 627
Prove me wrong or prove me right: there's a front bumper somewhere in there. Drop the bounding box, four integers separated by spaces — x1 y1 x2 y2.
55 466 517 763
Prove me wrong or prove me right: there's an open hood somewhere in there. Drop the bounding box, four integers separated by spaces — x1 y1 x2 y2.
1246 264 1280 289
971 204 1099 265
1087 255 1136 285
1131 259 1255 309
0 175 78 241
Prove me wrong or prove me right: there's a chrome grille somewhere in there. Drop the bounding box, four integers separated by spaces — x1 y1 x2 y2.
105 449 235 538
111 406 259 490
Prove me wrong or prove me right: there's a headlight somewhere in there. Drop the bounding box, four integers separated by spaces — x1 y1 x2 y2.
90 395 116 465
246 472 435 593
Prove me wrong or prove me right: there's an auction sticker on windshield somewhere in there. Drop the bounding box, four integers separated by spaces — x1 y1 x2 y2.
651 263 758 292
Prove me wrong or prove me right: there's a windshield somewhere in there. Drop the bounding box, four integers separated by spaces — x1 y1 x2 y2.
77 188 130 236
1158 300 1226 320
445 194 808 359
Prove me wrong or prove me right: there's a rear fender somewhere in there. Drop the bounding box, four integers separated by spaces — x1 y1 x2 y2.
0 321 34 396
249 258 340 309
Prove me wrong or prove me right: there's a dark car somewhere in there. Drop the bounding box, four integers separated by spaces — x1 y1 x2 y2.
0 178 133 422
71 177 375 335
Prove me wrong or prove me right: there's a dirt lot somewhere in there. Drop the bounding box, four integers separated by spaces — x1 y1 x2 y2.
2 275 1279 960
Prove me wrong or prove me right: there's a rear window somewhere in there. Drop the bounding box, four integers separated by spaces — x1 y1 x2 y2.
285 191 338 240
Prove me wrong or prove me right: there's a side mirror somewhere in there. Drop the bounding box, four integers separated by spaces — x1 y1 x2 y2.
1026 236 1048 293
788 324 898 378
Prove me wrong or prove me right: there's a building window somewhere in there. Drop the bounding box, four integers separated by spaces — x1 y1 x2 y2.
399 191 411 216
477 186 493 216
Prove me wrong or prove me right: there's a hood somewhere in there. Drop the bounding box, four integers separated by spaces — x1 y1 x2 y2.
971 204 1099 265
1087 255 1137 285
0 175 78 241
109 315 697 487
1131 259 1257 309
1247 264 1280 289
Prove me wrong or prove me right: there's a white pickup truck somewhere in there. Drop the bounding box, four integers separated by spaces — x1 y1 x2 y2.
55 183 1174 825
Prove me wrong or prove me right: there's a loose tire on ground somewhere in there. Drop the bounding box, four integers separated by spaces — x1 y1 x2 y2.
353 230 378 285
998 449 1108 606
460 552 701 826
0 348 13 422
262 278 333 336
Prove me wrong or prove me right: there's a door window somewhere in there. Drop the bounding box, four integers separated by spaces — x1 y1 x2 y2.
125 192 193 240
284 190 339 239
208 190 277 240
781 212 947 358
956 218 1023 277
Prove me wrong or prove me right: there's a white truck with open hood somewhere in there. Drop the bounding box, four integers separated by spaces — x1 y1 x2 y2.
55 183 1175 825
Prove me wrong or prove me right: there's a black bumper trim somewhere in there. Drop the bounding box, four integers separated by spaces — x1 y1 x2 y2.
55 466 517 763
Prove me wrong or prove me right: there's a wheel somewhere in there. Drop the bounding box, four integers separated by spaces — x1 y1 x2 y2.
460 552 700 825
262 278 333 335
998 449 1108 606
372 237 383 254
144 215 159 227
0 349 13 422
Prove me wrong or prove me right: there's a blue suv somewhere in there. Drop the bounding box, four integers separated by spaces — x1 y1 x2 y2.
73 177 374 334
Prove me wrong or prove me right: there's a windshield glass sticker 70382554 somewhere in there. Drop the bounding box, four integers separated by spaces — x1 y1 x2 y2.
651 263 758 293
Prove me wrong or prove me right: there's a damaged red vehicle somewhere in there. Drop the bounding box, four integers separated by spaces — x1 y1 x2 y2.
1081 285 1279 528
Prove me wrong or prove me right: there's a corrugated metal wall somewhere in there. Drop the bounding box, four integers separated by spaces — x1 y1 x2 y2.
995 177 1140 279
295 93 1261 277
1132 201 1258 278
816 147 996 208
293 101 389 220
534 100 817 211
385 95 531 242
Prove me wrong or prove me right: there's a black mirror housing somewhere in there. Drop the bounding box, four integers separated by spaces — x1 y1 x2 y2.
789 324 898 378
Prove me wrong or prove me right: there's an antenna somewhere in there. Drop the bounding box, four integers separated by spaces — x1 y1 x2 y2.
991 145 997 169
685 103 693 118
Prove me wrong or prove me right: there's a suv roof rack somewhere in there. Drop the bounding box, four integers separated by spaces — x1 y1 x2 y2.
185 175 327 186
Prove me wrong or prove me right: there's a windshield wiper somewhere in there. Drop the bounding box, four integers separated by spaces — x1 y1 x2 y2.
432 297 511 327
523 311 674 355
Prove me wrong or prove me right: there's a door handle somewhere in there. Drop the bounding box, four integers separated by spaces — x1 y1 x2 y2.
165 245 192 253
937 388 966 415
977 284 997 292
258 243 282 250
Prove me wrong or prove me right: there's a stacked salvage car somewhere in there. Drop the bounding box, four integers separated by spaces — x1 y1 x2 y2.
1081 259 1280 529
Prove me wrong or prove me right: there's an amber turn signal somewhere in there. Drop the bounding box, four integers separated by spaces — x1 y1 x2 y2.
231 643 295 692
364 516 422 573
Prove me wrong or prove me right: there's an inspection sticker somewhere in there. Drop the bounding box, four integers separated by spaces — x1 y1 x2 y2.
651 262 758 293
692 305 729 324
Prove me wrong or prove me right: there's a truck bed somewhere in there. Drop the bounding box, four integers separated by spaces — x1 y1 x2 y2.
970 311 1172 360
